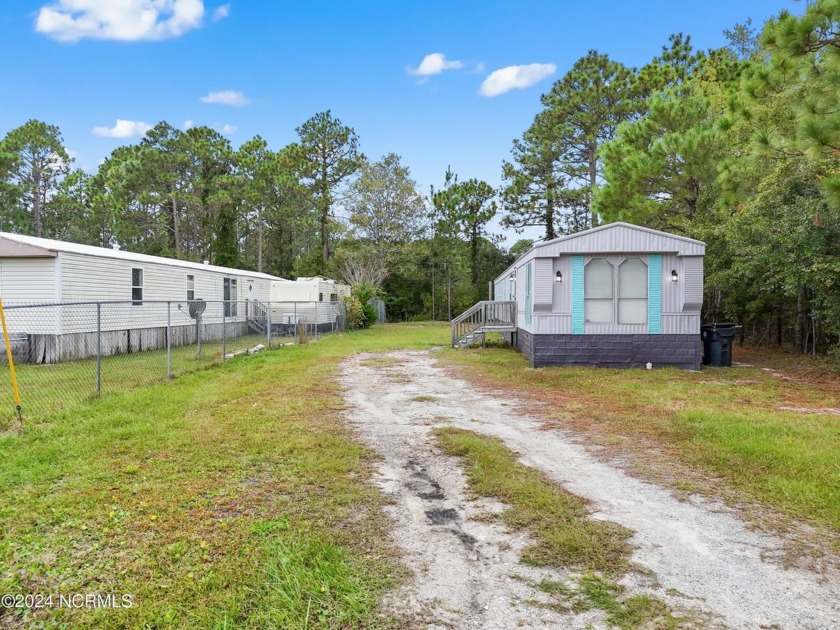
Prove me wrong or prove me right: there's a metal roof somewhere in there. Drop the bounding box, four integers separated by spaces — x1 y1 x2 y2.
0 232 284 280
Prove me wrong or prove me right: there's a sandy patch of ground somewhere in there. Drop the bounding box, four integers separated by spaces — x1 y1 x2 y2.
339 350 840 629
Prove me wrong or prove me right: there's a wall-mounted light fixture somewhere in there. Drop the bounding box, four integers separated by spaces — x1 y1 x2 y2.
509 271 515 283
555 271 563 283
671 269 679 283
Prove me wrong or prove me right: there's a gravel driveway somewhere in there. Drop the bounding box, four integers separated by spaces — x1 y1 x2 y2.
339 349 840 629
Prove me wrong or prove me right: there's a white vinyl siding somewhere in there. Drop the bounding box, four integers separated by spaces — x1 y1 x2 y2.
56 253 274 334
0 258 55 304
0 258 58 334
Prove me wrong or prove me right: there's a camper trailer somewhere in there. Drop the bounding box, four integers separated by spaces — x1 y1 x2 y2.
268 277 350 333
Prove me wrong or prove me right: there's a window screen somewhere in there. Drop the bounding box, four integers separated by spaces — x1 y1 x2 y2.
186 274 195 301
132 268 143 305
584 258 613 323
618 258 648 324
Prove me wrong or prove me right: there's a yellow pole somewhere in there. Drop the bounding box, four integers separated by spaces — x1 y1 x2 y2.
0 296 22 422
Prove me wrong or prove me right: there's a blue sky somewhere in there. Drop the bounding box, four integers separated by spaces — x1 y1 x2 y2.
1 0 799 244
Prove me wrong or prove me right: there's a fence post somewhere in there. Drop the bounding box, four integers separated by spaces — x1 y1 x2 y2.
294 302 298 343
96 302 101 396
222 303 227 361
166 301 172 379
315 301 319 341
266 301 271 347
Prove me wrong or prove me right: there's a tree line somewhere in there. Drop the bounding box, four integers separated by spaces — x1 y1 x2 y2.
501 2 840 357
2 1 839 356
0 111 509 321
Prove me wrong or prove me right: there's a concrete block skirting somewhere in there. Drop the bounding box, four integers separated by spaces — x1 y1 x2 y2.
511 329 701 370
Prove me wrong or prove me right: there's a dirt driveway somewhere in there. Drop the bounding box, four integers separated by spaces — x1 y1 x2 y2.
339 349 840 629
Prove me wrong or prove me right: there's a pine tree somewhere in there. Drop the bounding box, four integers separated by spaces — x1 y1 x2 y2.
541 51 639 225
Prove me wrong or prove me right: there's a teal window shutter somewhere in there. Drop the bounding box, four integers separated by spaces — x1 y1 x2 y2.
648 254 662 334
571 256 584 334
525 263 532 326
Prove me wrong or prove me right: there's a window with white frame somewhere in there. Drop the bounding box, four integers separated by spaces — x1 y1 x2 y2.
186 274 195 301
584 258 613 323
618 258 648 324
584 257 648 325
223 277 238 317
131 268 143 305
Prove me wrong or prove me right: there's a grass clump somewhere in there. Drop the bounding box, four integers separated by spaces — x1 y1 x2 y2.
533 575 679 629
434 427 631 573
249 519 385 629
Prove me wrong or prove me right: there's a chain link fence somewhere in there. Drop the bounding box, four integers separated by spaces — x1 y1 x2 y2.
0 299 345 424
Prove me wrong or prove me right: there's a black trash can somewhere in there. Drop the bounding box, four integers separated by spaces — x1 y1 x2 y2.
701 323 741 367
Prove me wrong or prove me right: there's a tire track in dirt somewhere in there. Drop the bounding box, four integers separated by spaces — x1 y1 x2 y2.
339 350 840 629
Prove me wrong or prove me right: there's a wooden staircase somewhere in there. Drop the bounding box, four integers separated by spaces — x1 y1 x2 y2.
451 301 516 348
246 299 268 334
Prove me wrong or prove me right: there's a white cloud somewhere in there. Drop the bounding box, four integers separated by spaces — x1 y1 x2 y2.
35 0 205 42
200 90 251 106
220 123 237 134
92 119 153 138
212 3 230 21
183 119 194 129
479 63 557 97
408 52 463 77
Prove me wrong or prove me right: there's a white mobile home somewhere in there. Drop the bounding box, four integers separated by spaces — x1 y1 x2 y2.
0 232 284 362
453 222 705 370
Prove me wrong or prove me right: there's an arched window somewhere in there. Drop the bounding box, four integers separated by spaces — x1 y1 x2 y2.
618 258 648 324
584 258 614 323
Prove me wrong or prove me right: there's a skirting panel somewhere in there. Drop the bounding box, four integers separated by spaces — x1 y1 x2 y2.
508 330 701 370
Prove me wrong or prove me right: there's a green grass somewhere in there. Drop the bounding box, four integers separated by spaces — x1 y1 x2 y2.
436 428 680 628
0 330 305 425
435 427 632 573
0 323 449 628
534 574 677 629
441 345 840 533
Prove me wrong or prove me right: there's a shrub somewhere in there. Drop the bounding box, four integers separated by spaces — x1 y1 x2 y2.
343 295 366 330
347 281 379 329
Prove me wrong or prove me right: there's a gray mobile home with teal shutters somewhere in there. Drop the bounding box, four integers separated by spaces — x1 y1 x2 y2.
492 222 705 369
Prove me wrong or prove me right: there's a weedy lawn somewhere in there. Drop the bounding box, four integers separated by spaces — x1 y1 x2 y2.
441 343 840 537
0 323 449 629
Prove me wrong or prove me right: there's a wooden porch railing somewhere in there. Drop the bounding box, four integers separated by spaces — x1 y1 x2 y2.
450 300 516 347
